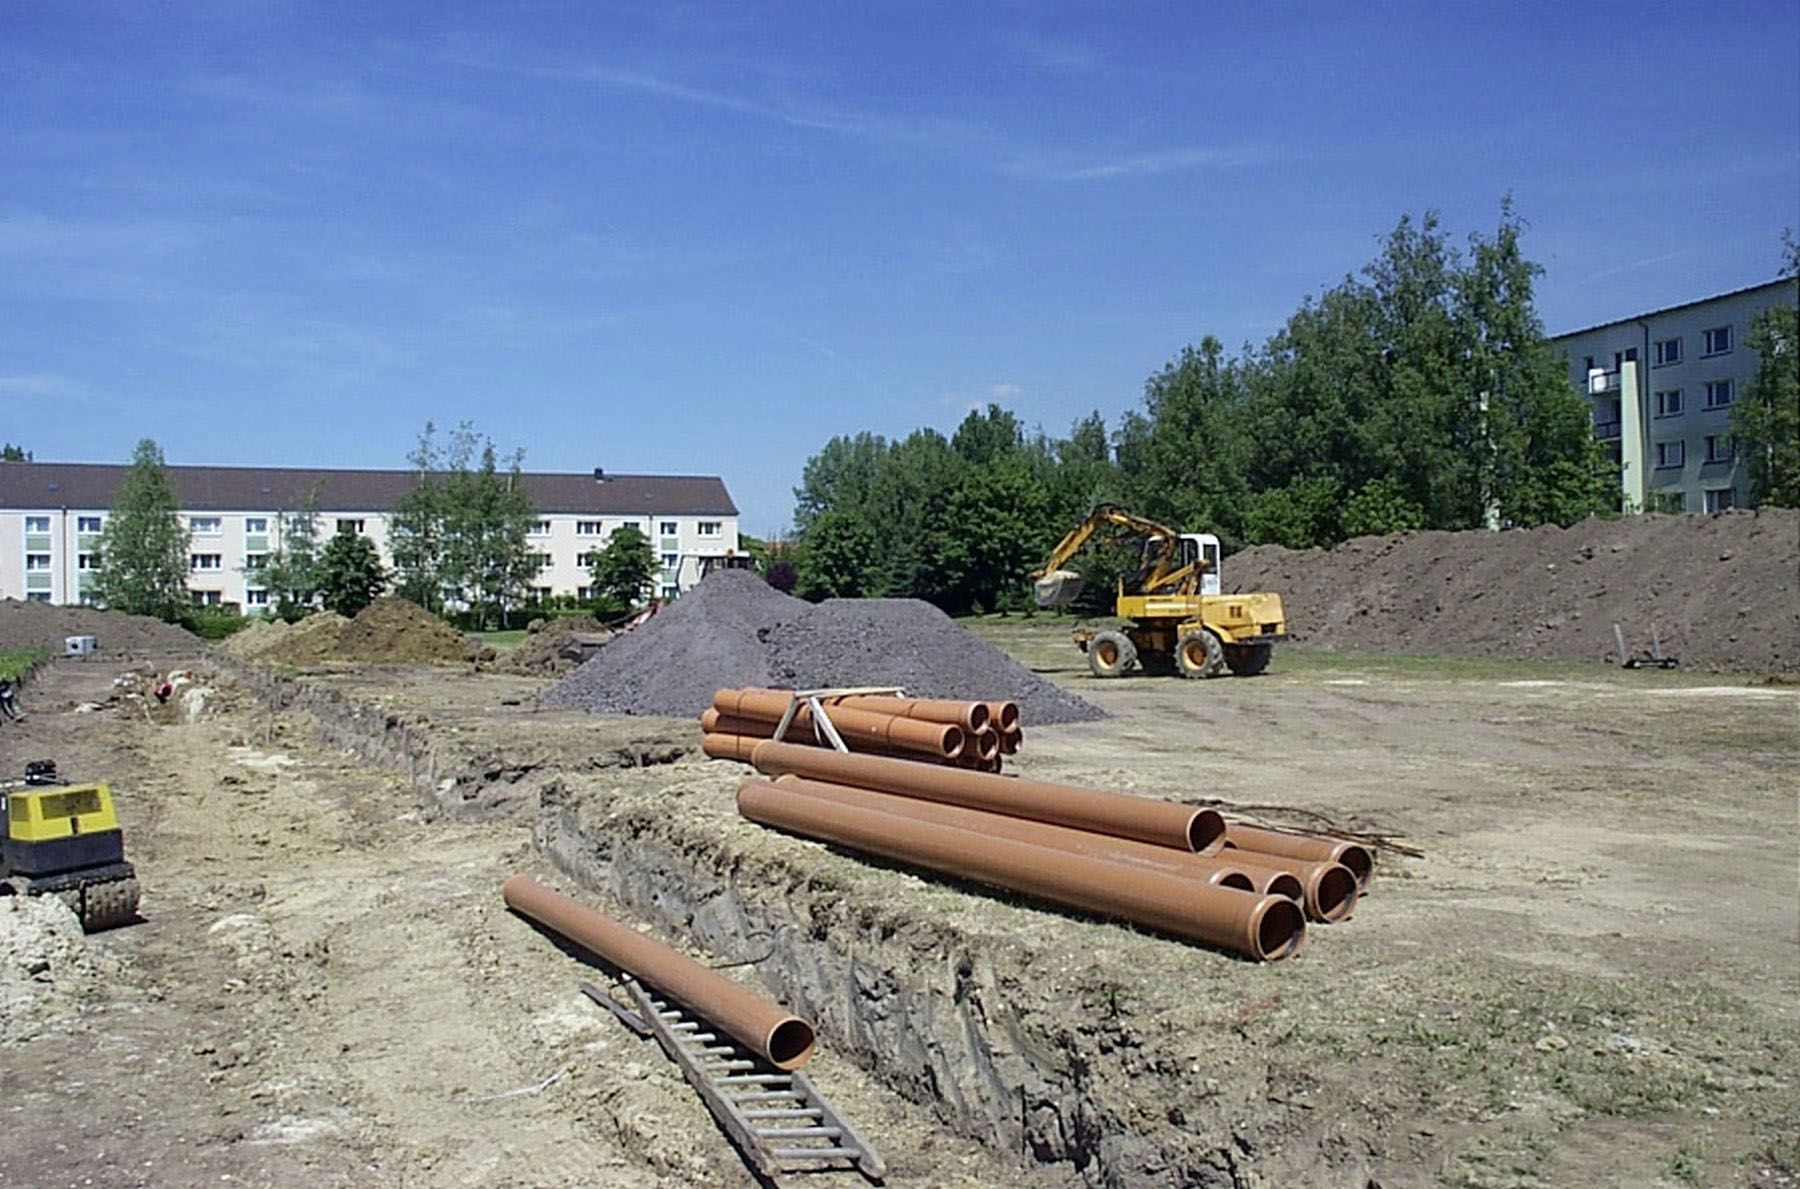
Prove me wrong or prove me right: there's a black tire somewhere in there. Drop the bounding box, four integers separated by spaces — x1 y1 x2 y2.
1223 642 1274 677
1175 629 1225 679
1087 630 1137 678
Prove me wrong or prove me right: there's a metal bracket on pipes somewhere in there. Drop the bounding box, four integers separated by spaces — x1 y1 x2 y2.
770 686 905 754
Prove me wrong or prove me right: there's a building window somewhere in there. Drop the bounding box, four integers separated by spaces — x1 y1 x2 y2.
661 585 679 599
244 553 268 572
25 592 50 604
576 585 593 600
77 553 97 571
244 517 268 534
579 551 601 568
576 520 602 536
190 516 222 535
660 553 678 569
24 515 50 534
336 518 365 535
245 589 269 607
24 553 51 571
530 586 553 602
190 553 223 571
530 552 553 572
1653 337 1682 366
77 516 102 533
1702 326 1732 356
1704 488 1735 513
1704 380 1734 409
1654 441 1684 469
1654 389 1683 418
191 590 222 606
1704 435 1734 463
698 521 721 537
530 520 551 536
659 521 679 536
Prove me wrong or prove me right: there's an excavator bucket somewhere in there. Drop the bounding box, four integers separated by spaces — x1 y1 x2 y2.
1034 570 1085 608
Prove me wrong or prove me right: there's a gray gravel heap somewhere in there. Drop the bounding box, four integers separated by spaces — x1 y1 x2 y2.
541 571 1105 724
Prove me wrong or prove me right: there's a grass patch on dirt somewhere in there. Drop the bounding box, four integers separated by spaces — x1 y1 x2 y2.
0 649 46 682
471 629 527 650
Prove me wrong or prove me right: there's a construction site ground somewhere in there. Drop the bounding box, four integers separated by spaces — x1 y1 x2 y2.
2 629 1795 1188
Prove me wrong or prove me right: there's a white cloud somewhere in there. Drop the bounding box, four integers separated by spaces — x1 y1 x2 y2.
0 373 82 397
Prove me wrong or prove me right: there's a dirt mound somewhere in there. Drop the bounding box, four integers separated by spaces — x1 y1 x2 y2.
543 570 1105 723
336 598 483 664
495 616 611 675
1227 508 1800 671
0 599 200 656
0 896 109 1042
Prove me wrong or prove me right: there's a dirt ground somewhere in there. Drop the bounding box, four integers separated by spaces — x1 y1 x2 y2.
1 630 1795 1187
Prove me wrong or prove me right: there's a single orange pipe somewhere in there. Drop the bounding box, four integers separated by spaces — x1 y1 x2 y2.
1221 851 1360 923
502 874 816 1068
715 689 964 759
997 727 1022 756
701 732 762 763
749 739 1224 854
831 694 990 734
985 701 1020 733
1225 824 1374 890
737 780 1302 961
966 728 1000 763
773 775 1262 891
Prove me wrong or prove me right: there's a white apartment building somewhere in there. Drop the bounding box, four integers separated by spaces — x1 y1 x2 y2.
1551 278 1795 514
0 463 741 609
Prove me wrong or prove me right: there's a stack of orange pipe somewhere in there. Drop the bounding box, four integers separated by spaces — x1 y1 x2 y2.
700 687 1020 772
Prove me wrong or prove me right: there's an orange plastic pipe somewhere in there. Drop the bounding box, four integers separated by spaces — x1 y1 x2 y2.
985 701 1021 733
831 694 990 734
502 874 816 1069
965 728 1000 763
715 689 964 759
749 739 1224 854
737 780 1302 961
773 775 1261 891
997 727 1022 756
1223 851 1359 923
701 732 762 763
1225 824 1373 890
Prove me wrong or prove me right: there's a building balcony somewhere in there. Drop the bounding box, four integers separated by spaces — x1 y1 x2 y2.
1592 420 1621 440
1587 369 1621 394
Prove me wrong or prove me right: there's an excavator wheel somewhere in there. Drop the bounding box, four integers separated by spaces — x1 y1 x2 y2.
1175 630 1225 679
1223 642 1273 677
1087 630 1138 678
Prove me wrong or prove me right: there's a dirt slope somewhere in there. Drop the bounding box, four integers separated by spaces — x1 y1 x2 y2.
1226 508 1799 671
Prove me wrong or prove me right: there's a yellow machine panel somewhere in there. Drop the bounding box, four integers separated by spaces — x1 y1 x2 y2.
6 782 121 843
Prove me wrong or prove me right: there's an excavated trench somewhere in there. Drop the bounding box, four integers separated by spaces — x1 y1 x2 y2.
230 662 1340 1188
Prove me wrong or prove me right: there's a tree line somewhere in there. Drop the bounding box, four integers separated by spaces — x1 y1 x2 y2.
789 208 1799 616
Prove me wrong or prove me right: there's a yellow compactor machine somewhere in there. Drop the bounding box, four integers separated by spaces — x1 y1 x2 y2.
1 761 140 930
1034 506 1287 679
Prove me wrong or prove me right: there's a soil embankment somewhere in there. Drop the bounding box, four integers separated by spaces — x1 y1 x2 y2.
1227 508 1799 671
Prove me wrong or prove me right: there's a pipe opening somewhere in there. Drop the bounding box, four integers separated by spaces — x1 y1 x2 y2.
1216 871 1255 891
1263 872 1305 902
964 703 992 734
1336 844 1374 889
1186 809 1226 855
1254 897 1305 962
767 1018 818 1070
990 702 1020 733
1313 865 1358 923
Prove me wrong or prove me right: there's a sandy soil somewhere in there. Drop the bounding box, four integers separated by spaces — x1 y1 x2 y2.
2 634 1795 1187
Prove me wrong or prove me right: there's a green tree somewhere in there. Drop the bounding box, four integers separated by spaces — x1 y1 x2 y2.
1 443 30 462
316 526 387 617
794 508 878 601
792 431 888 535
264 491 324 621
1733 234 1800 507
587 525 657 616
388 423 450 613
91 439 190 620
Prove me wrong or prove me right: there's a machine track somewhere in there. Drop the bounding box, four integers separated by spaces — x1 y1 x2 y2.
30 872 140 931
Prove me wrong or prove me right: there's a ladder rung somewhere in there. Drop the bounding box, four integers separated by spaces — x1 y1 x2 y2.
692 1045 736 1057
743 1108 824 1120
701 1059 756 1072
729 1090 806 1103
720 1073 791 1085
771 1146 855 1160
756 1126 842 1140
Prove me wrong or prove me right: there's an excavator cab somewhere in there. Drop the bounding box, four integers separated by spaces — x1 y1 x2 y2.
1037 532 1219 608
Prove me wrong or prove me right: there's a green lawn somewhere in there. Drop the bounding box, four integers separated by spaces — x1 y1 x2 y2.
0 650 47 682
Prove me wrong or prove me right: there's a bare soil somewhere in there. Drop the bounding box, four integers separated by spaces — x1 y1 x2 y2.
3 630 1793 1187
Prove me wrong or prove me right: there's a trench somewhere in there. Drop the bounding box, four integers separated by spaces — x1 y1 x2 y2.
227 661 1261 1188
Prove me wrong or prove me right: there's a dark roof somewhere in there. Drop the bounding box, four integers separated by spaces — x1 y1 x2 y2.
1549 277 1796 341
0 462 738 517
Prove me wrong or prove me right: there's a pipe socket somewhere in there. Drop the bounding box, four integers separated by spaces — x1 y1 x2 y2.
1225 823 1373 890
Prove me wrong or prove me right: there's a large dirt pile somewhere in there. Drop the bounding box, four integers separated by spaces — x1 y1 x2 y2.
221 599 482 666
0 600 199 655
1227 508 1800 671
0 896 109 1042
542 570 1105 723
494 615 611 676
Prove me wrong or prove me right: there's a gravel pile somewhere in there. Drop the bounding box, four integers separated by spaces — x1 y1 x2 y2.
1228 507 1800 672
542 570 1105 723
0 896 106 1042
0 599 200 656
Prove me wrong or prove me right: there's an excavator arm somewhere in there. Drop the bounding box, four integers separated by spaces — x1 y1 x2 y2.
1033 505 1206 607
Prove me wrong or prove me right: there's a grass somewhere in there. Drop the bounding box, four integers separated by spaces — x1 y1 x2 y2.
470 629 528 650
0 649 47 682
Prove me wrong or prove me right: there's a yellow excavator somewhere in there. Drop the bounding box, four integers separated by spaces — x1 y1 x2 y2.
1033 506 1287 679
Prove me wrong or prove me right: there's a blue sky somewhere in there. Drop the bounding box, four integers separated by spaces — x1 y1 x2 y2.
4 2 1796 537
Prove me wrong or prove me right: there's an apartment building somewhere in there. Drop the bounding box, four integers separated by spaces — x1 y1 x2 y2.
0 462 740 609
1551 279 1795 514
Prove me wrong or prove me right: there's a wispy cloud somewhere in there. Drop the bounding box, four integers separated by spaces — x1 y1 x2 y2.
1003 145 1277 182
0 373 84 397
998 32 1104 73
